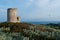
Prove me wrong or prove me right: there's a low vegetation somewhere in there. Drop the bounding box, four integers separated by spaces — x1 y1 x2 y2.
0 22 59 40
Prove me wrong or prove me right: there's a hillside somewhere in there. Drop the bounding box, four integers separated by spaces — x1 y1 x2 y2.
0 22 59 40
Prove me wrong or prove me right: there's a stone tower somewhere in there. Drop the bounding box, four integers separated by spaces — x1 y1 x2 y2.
7 8 20 23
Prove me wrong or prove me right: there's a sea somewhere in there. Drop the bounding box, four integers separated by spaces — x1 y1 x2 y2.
28 21 60 24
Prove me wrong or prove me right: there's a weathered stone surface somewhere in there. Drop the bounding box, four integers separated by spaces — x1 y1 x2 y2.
7 8 20 23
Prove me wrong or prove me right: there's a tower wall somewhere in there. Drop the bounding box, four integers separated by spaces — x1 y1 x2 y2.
7 8 17 23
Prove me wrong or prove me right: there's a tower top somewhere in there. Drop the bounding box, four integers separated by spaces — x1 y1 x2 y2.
7 8 17 10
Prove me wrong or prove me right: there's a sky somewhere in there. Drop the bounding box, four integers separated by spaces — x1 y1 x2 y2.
0 0 60 22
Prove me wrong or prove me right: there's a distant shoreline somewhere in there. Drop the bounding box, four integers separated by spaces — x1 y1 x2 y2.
27 21 60 24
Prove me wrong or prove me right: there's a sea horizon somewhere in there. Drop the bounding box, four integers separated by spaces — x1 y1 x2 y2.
27 21 60 24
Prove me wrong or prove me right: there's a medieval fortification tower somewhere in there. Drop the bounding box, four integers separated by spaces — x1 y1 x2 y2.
7 8 20 23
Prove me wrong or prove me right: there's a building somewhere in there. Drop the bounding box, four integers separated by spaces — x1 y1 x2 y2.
7 8 20 23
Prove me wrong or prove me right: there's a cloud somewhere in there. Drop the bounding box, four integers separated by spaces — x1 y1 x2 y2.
35 0 60 8
35 0 50 7
0 8 7 22
0 0 60 22
20 0 34 8
24 0 60 21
